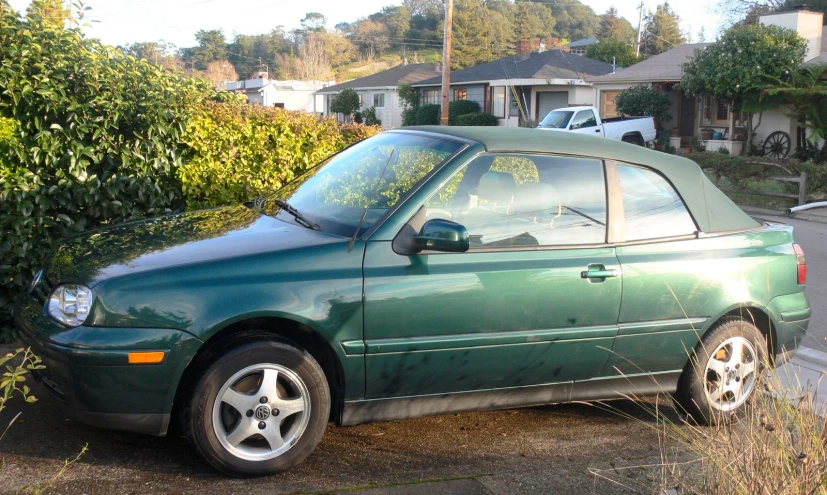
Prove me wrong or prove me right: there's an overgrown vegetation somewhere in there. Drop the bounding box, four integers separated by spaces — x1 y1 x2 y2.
455 112 499 126
0 4 380 338
614 85 673 125
416 104 441 125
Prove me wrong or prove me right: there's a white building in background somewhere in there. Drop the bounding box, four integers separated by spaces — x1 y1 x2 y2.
224 76 333 113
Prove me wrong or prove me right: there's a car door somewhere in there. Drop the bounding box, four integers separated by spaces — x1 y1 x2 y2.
362 153 622 399
600 163 720 377
569 109 602 137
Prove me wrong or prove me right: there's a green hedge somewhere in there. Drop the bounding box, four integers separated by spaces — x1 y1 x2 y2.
449 100 481 125
416 104 441 125
455 112 499 126
0 5 380 337
181 101 379 209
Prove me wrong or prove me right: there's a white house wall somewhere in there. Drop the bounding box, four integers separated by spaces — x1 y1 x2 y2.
260 87 319 112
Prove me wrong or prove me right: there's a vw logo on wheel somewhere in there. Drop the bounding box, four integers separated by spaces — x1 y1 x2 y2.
254 405 271 421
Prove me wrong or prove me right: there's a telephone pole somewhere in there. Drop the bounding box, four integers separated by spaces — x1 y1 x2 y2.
635 2 644 57
440 0 453 125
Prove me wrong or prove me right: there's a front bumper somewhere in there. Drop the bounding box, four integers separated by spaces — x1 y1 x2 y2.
14 295 203 436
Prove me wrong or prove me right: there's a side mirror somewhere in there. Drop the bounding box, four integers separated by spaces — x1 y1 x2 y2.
413 219 469 253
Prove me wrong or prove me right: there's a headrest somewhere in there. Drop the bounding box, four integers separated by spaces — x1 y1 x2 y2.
477 171 516 205
510 182 557 216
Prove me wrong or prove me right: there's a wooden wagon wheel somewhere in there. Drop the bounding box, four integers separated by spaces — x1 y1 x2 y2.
763 131 791 159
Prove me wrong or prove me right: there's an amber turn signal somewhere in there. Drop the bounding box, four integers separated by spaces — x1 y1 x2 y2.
128 351 166 364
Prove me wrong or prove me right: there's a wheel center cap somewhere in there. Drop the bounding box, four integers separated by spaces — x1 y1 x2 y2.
254 405 271 421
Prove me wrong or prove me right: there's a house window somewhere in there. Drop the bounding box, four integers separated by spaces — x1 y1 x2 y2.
358 94 363 107
703 96 713 122
373 93 385 108
716 101 728 121
423 89 440 105
602 90 621 118
489 86 506 119
453 88 468 100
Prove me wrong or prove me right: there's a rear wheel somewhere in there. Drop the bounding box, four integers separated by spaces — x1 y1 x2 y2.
184 340 330 476
676 317 766 424
622 134 644 146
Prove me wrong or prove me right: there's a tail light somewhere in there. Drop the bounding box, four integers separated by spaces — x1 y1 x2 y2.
793 243 807 285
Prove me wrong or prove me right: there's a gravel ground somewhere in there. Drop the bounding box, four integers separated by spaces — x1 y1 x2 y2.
0 356 686 495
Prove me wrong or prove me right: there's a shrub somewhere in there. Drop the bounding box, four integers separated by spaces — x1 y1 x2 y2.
398 83 419 127
614 85 672 125
455 112 499 126
0 7 215 337
180 100 380 209
448 99 481 125
330 88 360 117
353 111 363 124
362 107 381 126
416 104 441 125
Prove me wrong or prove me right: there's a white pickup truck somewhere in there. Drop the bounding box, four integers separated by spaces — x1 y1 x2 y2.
537 106 657 146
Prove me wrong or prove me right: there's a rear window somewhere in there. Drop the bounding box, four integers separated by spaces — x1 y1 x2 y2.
618 164 697 241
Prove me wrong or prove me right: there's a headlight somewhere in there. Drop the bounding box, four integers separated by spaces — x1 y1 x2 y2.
48 284 93 327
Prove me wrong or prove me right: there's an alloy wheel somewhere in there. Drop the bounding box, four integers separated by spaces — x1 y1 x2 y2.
703 336 759 412
212 364 311 461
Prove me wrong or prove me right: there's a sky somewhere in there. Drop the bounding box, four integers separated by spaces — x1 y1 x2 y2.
7 0 724 49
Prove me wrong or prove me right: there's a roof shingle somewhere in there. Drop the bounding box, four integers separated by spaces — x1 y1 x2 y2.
315 64 440 93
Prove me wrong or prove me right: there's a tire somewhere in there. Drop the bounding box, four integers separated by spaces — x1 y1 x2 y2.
183 339 330 476
622 134 644 146
676 317 767 425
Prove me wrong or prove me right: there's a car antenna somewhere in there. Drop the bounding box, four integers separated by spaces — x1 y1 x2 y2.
348 149 396 253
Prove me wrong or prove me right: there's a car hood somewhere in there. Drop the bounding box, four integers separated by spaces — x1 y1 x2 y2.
46 205 341 287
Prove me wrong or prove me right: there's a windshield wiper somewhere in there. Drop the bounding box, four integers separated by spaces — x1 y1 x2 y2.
274 199 320 231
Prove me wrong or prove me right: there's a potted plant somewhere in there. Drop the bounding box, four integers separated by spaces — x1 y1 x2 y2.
670 127 680 137
701 128 714 140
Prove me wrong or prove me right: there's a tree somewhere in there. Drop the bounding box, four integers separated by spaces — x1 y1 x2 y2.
614 85 673 124
301 12 327 32
514 1 556 41
585 37 639 68
351 19 390 60
203 60 239 87
191 29 227 70
398 82 419 126
681 24 808 154
552 0 600 40
697 26 707 43
452 0 499 69
330 88 361 118
121 41 181 69
643 3 685 56
372 5 411 40
298 32 333 80
26 0 69 28
598 7 635 42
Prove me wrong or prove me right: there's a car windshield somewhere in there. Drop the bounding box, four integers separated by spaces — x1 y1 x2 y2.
538 110 574 129
266 133 464 237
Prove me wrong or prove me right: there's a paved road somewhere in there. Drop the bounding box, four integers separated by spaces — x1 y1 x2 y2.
751 214 827 350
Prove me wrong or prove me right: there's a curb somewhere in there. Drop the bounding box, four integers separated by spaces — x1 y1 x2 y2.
738 205 827 225
790 211 827 225
792 346 827 372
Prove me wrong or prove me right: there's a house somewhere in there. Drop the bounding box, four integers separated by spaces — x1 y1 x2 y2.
314 63 442 128
224 76 331 113
564 37 599 56
589 9 826 155
412 46 617 127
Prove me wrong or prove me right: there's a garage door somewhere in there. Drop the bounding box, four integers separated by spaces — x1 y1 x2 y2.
536 92 569 121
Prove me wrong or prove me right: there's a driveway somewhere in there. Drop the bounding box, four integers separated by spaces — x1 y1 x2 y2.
0 376 681 495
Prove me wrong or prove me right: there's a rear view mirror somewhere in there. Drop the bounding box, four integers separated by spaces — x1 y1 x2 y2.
413 219 469 253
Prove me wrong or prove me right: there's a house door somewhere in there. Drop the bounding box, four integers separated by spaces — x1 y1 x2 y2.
679 94 695 137
536 92 569 121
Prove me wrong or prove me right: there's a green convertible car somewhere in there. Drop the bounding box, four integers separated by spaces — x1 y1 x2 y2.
16 127 810 476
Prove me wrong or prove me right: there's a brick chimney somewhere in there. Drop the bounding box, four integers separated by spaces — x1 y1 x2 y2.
517 39 530 60
760 8 824 61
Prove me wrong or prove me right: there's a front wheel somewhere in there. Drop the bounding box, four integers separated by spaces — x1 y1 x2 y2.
676 317 767 424
184 339 330 476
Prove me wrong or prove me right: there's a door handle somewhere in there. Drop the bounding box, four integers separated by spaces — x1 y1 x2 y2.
581 266 619 279
594 129 600 133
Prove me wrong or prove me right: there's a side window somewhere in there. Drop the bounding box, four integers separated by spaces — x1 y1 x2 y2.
570 110 597 129
423 154 607 248
618 164 698 241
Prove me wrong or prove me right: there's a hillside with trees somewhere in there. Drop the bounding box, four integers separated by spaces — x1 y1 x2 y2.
116 0 688 82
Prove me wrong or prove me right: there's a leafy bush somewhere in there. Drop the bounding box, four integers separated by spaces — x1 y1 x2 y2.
353 111 363 124
614 85 672 125
448 99 481 125
416 104 441 125
455 112 499 126
330 88 360 117
362 107 381 126
180 100 380 208
398 82 419 127
0 7 215 336
788 161 827 199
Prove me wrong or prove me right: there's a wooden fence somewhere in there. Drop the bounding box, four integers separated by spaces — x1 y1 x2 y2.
706 162 810 206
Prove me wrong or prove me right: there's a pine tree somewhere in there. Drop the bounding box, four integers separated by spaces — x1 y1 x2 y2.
643 2 685 55
598 7 635 42
452 0 498 70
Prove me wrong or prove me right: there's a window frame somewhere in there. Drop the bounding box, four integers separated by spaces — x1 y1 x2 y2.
390 151 708 254
373 93 385 109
